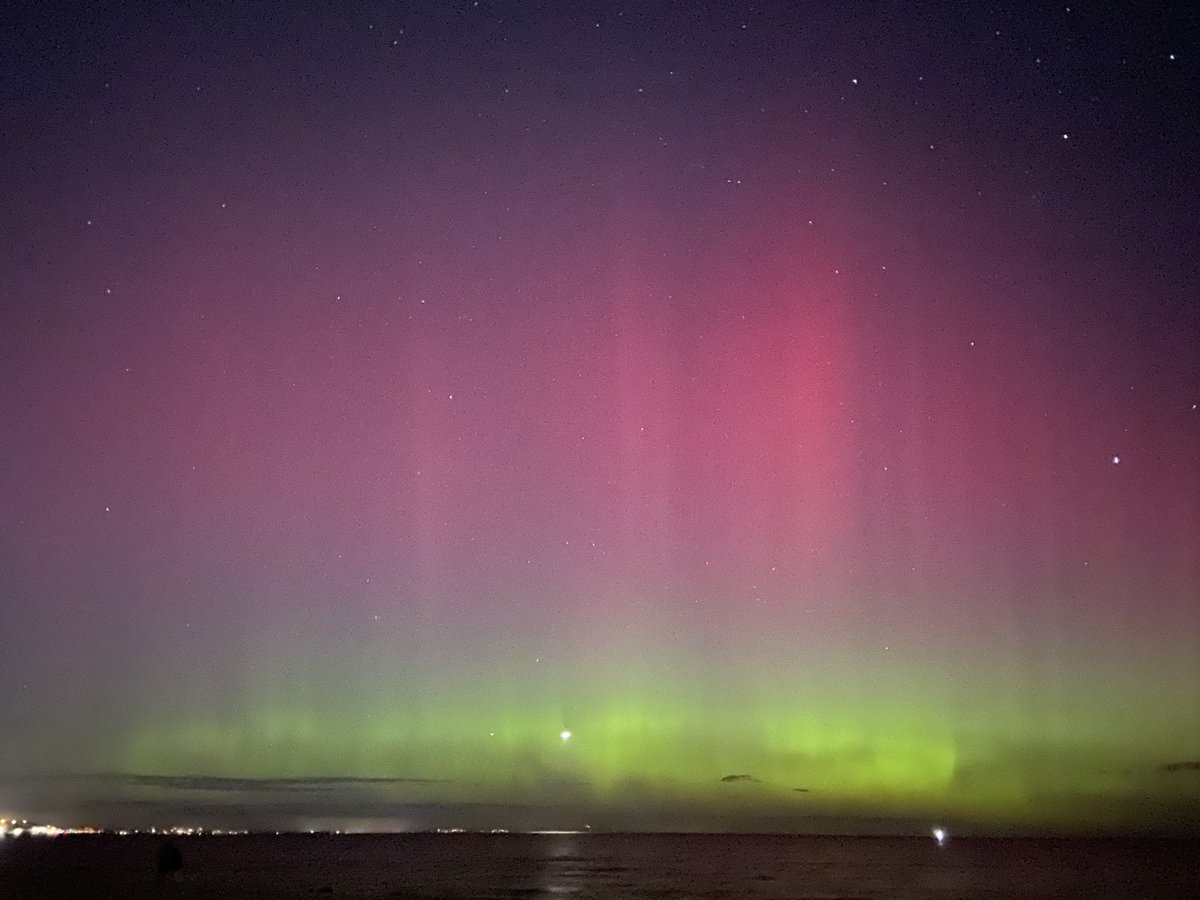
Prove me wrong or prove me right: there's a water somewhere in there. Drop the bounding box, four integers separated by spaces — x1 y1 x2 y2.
1 832 1197 898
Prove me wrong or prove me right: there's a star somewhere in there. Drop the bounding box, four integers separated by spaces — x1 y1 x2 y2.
560 730 571 742
1112 455 1120 464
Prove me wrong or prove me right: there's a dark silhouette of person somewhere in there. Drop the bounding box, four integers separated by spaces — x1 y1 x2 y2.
156 839 183 878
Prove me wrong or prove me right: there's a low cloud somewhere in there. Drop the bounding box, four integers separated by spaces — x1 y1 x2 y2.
4 772 452 793
720 774 760 784
126 774 452 792
1160 761 1200 774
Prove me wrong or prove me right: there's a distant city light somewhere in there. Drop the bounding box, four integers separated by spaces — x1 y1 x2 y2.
0 816 244 839
0 816 73 839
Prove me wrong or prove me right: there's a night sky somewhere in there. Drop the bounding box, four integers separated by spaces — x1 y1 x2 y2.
2 1 1198 834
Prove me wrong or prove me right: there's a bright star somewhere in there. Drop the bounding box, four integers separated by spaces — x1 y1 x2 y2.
560 730 571 742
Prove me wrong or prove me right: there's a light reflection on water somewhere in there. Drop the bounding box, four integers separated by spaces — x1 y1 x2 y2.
539 832 582 895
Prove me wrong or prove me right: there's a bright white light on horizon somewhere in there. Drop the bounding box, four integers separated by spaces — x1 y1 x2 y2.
932 827 947 846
